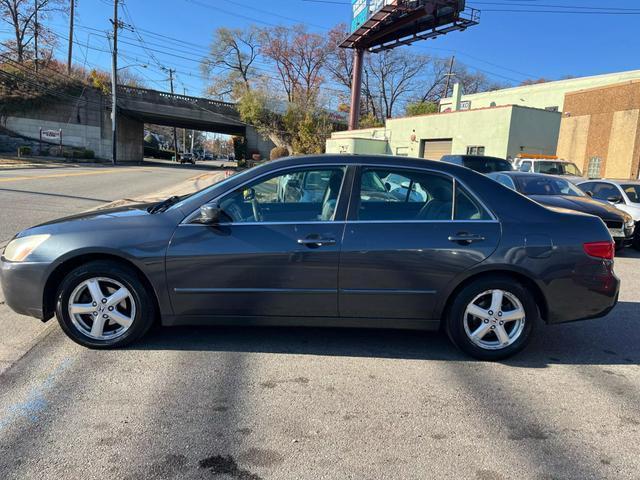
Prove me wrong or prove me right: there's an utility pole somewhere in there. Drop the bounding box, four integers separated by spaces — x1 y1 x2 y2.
67 0 75 75
182 87 187 154
110 0 118 165
443 56 455 100
167 68 179 161
34 0 39 73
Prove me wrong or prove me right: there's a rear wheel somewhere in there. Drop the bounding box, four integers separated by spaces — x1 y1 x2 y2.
446 276 538 360
55 261 155 348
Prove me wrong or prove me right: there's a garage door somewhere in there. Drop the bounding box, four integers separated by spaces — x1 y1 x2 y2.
422 139 453 160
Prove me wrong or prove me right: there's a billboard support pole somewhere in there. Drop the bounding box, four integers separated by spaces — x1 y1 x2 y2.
348 48 365 131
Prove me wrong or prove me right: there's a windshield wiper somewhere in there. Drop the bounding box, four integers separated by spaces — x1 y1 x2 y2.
147 195 182 214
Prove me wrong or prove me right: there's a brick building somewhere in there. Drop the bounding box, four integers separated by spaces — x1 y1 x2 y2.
556 80 640 180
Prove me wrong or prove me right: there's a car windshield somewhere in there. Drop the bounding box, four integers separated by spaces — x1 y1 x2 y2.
622 184 640 203
518 177 585 196
535 161 582 176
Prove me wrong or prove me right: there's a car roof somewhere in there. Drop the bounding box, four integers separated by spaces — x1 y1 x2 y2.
442 154 507 161
579 178 640 185
491 171 568 180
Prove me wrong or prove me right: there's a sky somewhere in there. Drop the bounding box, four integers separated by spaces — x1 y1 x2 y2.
2 0 640 97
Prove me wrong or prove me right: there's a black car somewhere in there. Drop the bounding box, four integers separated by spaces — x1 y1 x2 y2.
440 154 513 174
1 156 619 360
488 171 635 248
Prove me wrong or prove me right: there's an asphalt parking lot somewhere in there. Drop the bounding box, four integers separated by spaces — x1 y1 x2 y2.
0 244 638 479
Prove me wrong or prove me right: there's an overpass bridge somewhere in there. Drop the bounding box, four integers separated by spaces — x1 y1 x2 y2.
1 73 272 161
116 86 246 136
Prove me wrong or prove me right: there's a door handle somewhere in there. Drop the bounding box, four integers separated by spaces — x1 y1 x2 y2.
448 233 486 244
297 237 337 247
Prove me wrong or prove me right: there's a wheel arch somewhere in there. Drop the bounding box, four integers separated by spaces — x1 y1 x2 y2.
42 252 161 321
438 269 549 327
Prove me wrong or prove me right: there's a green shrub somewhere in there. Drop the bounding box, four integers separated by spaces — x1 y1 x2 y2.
39 149 49 156
270 146 289 160
83 149 95 159
62 150 73 158
72 150 83 158
18 146 31 156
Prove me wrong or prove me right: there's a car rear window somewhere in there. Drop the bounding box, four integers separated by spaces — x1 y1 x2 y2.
462 158 512 173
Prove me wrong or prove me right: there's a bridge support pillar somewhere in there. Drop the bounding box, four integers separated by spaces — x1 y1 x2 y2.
101 113 144 163
244 126 275 161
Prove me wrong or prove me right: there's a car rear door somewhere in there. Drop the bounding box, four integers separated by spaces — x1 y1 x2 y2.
338 165 501 321
166 164 351 319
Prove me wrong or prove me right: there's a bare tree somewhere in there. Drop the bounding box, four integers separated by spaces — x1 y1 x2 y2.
260 24 331 107
0 0 66 62
365 49 424 119
201 26 261 100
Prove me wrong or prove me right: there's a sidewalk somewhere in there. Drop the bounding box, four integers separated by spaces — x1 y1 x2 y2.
0 155 109 169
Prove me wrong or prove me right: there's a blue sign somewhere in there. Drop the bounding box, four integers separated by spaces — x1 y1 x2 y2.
351 0 368 32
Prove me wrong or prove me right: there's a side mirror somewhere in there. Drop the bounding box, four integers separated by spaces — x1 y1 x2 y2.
199 203 222 224
384 182 392 192
607 195 623 204
585 191 594 197
243 187 256 201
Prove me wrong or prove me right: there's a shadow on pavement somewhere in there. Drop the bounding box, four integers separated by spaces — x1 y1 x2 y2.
0 187 110 204
132 300 640 367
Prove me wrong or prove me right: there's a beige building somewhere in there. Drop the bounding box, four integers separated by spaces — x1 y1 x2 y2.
327 70 640 174
557 80 640 180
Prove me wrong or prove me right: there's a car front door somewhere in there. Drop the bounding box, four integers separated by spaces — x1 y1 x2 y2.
166 165 350 319
339 166 501 321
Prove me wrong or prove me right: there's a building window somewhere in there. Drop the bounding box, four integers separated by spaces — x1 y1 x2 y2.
466 146 485 156
587 157 602 179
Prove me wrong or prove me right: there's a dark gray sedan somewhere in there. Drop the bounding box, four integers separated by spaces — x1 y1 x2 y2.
0 155 619 360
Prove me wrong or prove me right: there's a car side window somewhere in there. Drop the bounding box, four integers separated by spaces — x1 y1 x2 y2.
520 161 532 172
455 186 492 220
218 167 345 223
358 168 452 221
591 183 619 201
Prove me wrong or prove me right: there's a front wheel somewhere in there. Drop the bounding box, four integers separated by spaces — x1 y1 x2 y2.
446 276 538 360
55 261 156 348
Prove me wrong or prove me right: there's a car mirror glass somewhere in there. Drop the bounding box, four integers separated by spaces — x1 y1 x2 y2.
607 195 623 204
199 203 221 224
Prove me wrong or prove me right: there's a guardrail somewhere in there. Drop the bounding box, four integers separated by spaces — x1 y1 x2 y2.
116 85 238 116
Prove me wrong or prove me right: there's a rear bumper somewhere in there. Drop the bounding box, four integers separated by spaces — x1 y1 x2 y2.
0 259 50 320
545 260 620 324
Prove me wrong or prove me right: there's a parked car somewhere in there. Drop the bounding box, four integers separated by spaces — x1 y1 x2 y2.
1 155 619 360
203 153 214 161
488 171 635 248
440 155 513 174
179 153 195 164
515 158 583 183
578 179 640 249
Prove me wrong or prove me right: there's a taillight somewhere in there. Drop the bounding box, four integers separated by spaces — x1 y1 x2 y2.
583 241 615 260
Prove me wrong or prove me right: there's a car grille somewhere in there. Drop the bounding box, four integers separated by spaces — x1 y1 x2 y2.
605 220 623 229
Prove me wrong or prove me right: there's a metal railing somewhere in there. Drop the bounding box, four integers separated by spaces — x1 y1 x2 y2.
116 85 239 116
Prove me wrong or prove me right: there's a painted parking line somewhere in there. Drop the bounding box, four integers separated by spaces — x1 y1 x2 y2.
0 168 149 183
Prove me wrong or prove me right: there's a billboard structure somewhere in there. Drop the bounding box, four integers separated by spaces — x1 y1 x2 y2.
341 1 480 129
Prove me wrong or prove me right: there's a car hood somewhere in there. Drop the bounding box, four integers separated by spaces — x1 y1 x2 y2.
33 202 155 229
529 195 627 222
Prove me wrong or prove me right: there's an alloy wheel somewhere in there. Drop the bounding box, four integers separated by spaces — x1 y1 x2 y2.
463 289 526 351
67 277 136 340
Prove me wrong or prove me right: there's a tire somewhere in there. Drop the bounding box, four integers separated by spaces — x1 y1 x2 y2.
55 260 156 348
445 275 538 361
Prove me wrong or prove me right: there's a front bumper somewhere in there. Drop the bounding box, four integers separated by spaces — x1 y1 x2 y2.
609 223 635 245
0 259 50 320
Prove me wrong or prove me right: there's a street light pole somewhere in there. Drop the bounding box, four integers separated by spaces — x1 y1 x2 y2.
67 0 75 75
348 48 364 130
110 0 119 166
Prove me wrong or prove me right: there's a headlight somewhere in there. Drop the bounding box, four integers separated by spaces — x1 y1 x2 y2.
3 234 50 262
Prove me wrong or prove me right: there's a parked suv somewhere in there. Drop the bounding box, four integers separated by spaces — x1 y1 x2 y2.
578 179 640 249
515 158 583 183
440 155 513 174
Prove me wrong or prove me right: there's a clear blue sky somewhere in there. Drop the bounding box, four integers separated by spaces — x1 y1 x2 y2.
4 0 640 96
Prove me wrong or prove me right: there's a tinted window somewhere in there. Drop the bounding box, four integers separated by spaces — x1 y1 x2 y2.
462 157 512 173
591 183 620 202
520 161 532 172
517 177 585 197
218 167 345 223
535 161 582 176
455 187 492 220
622 184 640 203
494 174 516 190
358 169 453 221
